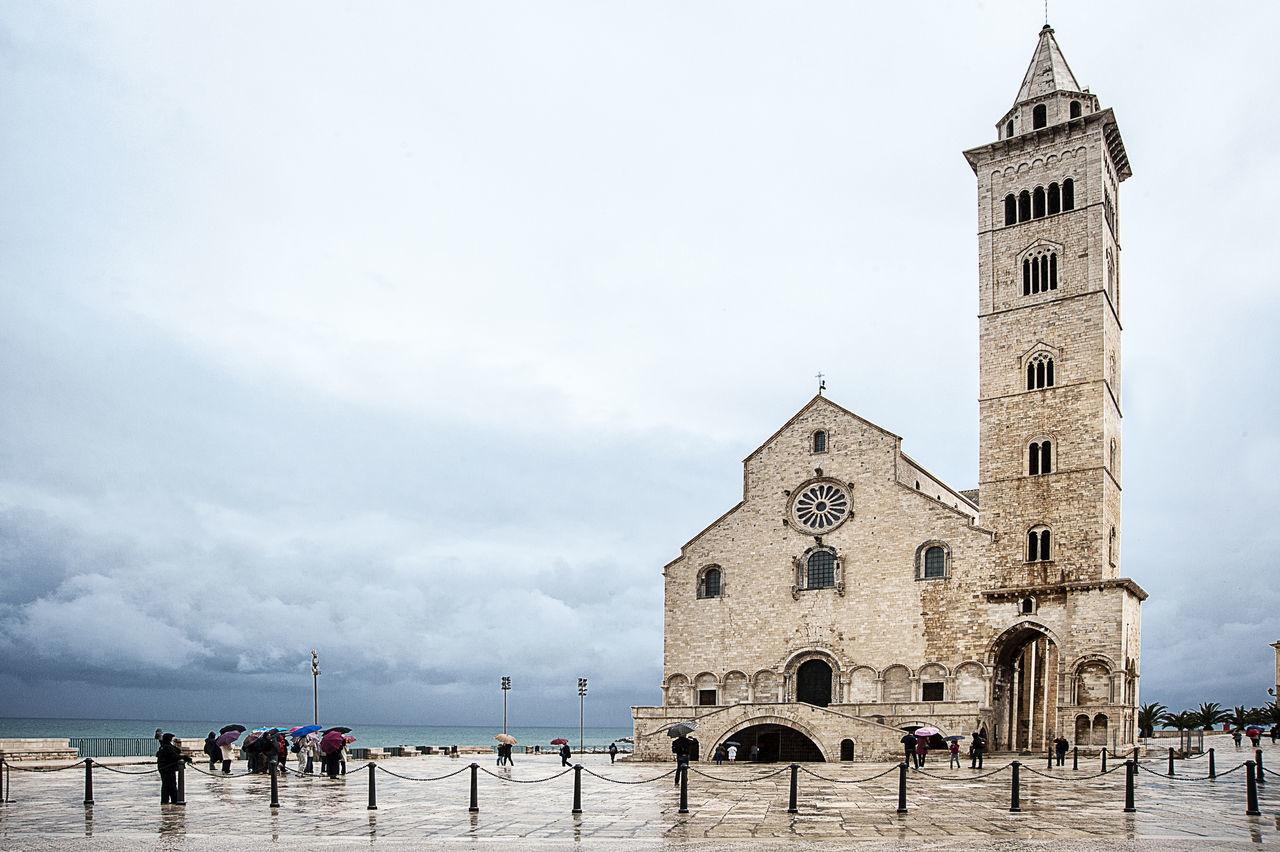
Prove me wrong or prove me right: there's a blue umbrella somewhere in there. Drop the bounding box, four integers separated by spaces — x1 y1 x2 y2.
290 725 323 739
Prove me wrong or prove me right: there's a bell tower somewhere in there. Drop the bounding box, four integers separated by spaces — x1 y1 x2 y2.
965 25 1129 586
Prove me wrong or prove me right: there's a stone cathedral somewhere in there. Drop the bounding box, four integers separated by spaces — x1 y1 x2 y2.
632 26 1145 762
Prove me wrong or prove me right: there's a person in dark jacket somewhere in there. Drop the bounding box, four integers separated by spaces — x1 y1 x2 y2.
1053 735 1070 766
900 732 917 767
672 735 692 787
608 742 618 763
559 743 573 767
202 733 219 770
969 731 986 768
155 733 189 804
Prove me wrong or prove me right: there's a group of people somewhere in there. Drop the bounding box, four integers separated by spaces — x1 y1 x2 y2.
1231 727 1278 749
900 730 987 769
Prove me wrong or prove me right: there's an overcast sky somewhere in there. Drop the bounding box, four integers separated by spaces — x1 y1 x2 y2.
2 2 1277 729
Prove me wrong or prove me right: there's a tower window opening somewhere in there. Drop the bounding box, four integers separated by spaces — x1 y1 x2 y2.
1033 186 1046 218
1048 182 1061 214
1049 253 1057 288
1062 178 1075 210
698 566 722 599
813 430 827 454
1026 355 1055 390
1023 259 1031 295
1004 194 1017 226
1021 597 1036 614
1033 104 1047 129
1028 440 1052 475
1027 527 1052 562
1070 100 1082 118
1018 191 1031 222
1039 254 1049 290
1006 119 1014 137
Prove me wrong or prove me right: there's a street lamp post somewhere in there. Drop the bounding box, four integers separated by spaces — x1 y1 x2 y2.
501 676 511 734
578 678 588 755
311 650 321 726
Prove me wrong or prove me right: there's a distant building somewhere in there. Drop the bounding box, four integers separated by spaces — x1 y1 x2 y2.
632 26 1144 761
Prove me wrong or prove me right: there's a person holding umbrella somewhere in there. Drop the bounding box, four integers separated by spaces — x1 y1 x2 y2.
155 733 190 804
320 729 348 778
668 721 697 787
559 742 573 767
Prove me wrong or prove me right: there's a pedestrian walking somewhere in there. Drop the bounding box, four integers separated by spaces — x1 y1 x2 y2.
1233 729 1243 750
727 744 738 762
948 739 961 768
900 732 917 767
202 732 219 770
672 734 692 787
750 743 760 762
713 745 725 765
969 731 986 769
609 742 618 763
559 742 573 767
1054 735 1070 766
155 733 189 804
914 737 928 768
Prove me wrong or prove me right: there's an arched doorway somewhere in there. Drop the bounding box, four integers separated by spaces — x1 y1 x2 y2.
796 659 832 706
727 723 824 763
990 624 1059 753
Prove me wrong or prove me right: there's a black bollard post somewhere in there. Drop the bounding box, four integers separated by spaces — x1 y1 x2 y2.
1209 748 1216 779
176 761 186 806
572 764 582 815
268 762 279 809
1124 760 1136 812
367 763 377 810
83 758 94 806
896 762 908 814
1168 747 1175 776
1009 761 1022 812
1047 747 1053 770
1246 760 1260 816
1256 748 1266 784
1101 747 1107 773
469 763 479 813
1072 746 1078 770
787 763 799 814
678 763 688 815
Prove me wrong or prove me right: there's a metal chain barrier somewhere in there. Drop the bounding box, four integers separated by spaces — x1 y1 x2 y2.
94 763 161 776
375 764 471 782
187 764 255 778
1 759 89 773
912 762 1014 782
1021 763 1124 781
581 766 677 784
478 766 575 783
688 764 793 783
1135 761 1245 781
797 764 901 784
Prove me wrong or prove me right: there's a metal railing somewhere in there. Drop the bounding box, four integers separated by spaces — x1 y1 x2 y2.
69 738 157 758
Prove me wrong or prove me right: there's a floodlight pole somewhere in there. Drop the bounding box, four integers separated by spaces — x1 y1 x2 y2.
312 650 321 725
501 676 511 734
578 678 588 754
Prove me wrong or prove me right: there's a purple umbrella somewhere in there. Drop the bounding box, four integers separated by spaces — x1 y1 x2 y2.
215 730 241 747
320 730 346 755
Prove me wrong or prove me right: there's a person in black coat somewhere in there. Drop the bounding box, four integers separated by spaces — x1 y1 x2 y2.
672 735 693 787
559 743 573 767
900 732 917 767
155 733 190 804
202 733 219 770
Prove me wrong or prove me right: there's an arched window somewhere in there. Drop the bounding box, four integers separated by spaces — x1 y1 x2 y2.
1020 597 1036 614
806 551 835 589
1109 527 1117 566
924 546 945 578
1062 178 1075 210
1032 104 1047 129
1018 191 1031 222
1006 119 1014 138
1070 100 1082 118
1022 250 1058 295
697 566 723 599
1028 440 1052 475
1027 526 1051 562
1026 354 1054 390
1033 186 1046 218
1004 194 1017 226
812 430 827 454
1048 182 1061 214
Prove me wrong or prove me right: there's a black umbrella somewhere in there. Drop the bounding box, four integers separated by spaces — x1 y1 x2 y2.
667 721 697 738
944 735 966 742
220 724 247 734
324 726 353 734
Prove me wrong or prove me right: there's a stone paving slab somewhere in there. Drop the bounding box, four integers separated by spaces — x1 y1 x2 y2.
2 746 1279 850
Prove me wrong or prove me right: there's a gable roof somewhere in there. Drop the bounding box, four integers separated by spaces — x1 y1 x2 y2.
743 394 900 464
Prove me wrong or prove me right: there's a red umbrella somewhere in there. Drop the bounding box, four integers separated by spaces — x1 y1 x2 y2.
550 738 569 745
320 731 346 754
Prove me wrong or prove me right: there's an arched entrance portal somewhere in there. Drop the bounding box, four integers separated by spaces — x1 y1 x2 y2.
991 624 1059 753
727 724 824 763
796 659 833 706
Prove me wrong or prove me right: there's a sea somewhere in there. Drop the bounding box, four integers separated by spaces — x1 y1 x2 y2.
0 718 634 750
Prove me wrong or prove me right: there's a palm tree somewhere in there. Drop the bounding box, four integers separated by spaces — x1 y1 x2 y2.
1192 702 1230 731
1227 705 1250 731
1160 710 1196 732
1138 702 1166 738
1260 702 1280 726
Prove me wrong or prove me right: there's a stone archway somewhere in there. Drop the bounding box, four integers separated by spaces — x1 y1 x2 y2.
723 723 824 763
796 659 833 706
989 622 1060 753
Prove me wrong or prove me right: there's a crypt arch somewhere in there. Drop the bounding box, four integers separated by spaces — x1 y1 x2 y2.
717 714 828 763
987 621 1063 753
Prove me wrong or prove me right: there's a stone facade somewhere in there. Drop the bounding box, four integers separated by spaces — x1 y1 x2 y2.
632 26 1145 763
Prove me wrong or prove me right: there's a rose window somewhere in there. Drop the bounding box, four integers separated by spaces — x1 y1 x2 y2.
791 481 850 532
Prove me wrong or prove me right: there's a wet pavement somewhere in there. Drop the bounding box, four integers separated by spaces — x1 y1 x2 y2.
2 742 1280 850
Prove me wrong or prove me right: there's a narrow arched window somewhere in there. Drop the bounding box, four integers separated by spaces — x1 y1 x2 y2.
1021 597 1035 614
1040 440 1052 473
1048 182 1061 214
1006 119 1014 138
813 430 827 453
1039 255 1049 290
1004 194 1017 226
1033 104 1047 129
1062 178 1075 210
1026 363 1035 390
1026 355 1055 390
1027 527 1051 561
1035 361 1045 388
1028 442 1041 475
1046 358 1054 385
807 551 835 589
1033 187 1046 218
1070 100 1082 118
923 546 945 579
1031 255 1040 293
1110 438 1117 472
1049 253 1057 289
697 566 723 599
1023 258 1031 295
1018 191 1031 222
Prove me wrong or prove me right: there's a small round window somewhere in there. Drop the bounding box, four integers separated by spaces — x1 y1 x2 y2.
790 481 851 533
